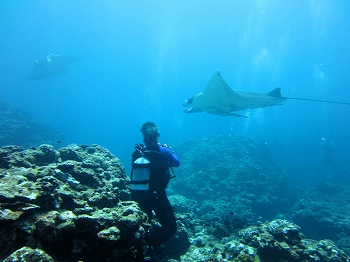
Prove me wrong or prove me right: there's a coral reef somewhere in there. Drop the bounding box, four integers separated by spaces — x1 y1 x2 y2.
0 101 62 148
180 219 350 261
0 144 147 261
1 138 349 261
291 182 350 254
167 135 350 261
3 246 54 262
171 135 298 237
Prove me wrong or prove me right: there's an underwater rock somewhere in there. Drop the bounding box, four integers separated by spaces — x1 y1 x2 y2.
237 219 350 261
0 144 57 168
169 135 349 261
1 140 349 261
169 194 198 214
97 226 121 241
171 135 299 239
3 246 54 262
173 135 297 209
180 219 350 262
0 145 23 168
291 183 350 255
0 101 62 148
0 144 149 261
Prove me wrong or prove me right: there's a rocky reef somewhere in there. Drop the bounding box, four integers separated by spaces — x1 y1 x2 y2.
171 135 299 236
0 139 349 261
179 218 349 261
0 101 61 148
0 144 147 261
291 182 350 255
167 135 350 261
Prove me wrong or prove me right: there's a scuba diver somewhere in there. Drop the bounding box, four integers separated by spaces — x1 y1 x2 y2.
130 122 180 259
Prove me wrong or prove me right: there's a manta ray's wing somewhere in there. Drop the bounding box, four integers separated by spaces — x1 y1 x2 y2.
23 54 78 80
193 71 242 114
201 71 239 102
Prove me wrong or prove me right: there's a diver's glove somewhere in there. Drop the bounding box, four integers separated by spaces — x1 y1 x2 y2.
134 143 146 152
161 143 174 153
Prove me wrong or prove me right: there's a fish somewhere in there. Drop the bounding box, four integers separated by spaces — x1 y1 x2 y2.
183 70 350 117
23 54 78 80
183 71 287 117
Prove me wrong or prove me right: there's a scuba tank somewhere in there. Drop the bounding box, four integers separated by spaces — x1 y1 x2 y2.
130 153 151 191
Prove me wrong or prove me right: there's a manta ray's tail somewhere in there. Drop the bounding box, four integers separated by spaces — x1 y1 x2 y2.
269 88 350 105
286 97 350 105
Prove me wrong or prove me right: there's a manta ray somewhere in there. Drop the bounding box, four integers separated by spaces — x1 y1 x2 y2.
183 71 350 117
23 54 78 80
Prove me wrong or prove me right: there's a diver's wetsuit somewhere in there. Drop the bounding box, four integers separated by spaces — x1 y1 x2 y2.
131 144 180 247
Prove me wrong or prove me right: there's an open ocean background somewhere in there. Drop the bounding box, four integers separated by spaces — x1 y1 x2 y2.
1 0 350 185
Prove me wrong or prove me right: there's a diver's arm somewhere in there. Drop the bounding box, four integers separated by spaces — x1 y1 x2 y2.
159 146 180 167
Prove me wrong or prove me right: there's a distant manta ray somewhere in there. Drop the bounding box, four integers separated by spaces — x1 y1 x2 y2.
23 54 78 80
183 71 350 117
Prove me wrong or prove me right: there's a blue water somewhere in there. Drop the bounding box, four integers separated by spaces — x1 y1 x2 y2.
1 0 350 182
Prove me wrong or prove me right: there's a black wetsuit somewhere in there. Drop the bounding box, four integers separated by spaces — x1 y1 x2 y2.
131 143 180 247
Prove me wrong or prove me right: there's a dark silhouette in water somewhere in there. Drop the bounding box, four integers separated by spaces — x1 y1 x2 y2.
0 101 62 147
23 54 78 80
